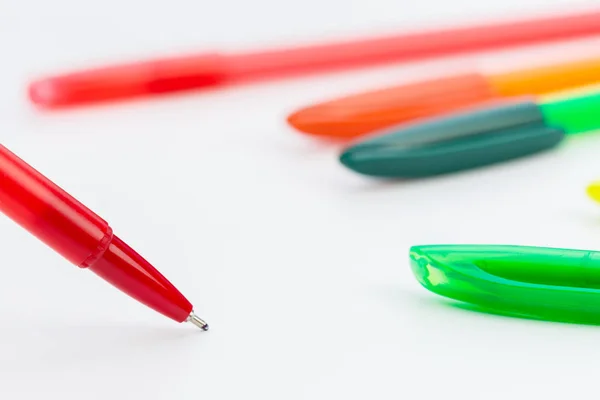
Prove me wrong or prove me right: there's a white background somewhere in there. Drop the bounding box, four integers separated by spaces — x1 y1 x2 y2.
2 0 600 398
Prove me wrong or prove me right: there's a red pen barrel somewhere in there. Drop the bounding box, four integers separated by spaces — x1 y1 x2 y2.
0 145 193 322
0 145 110 265
223 11 600 80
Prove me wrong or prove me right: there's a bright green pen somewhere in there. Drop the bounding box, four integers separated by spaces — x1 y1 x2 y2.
340 84 600 178
410 245 600 324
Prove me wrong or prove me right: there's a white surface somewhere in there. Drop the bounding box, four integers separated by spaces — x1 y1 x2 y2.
3 0 600 398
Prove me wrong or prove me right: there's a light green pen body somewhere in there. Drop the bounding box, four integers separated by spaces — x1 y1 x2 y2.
410 245 600 324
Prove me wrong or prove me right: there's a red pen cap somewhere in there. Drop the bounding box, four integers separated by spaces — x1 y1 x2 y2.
287 73 500 138
0 145 193 322
29 53 227 106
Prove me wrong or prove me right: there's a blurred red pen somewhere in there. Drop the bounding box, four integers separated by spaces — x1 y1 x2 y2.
28 9 600 108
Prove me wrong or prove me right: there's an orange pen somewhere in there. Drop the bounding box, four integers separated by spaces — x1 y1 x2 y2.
287 56 600 139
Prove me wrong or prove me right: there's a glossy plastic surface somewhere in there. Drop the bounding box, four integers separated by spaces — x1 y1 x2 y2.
28 10 600 107
488 56 600 97
339 99 564 178
0 145 192 322
410 244 600 324
90 236 193 322
539 87 600 134
0 144 110 266
287 74 499 139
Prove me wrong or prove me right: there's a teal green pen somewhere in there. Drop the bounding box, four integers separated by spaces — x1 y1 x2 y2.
340 85 600 178
410 244 600 324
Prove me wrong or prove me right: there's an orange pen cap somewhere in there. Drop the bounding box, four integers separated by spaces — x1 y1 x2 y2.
288 56 600 139
287 73 498 139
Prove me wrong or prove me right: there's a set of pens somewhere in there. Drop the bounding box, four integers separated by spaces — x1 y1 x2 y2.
14 7 600 328
27 9 600 108
339 85 600 178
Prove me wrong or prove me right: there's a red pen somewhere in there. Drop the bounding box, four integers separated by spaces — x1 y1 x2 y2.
0 144 208 330
28 9 600 108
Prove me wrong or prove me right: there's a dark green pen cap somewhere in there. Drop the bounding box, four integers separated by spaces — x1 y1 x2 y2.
339 98 565 178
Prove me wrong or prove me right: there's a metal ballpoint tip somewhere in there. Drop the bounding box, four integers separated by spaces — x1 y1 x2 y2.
187 311 209 331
